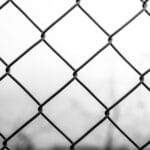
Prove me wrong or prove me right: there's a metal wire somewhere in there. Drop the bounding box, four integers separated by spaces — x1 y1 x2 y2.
0 0 150 149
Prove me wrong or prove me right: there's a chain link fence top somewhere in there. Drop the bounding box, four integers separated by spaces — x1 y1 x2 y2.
0 0 150 150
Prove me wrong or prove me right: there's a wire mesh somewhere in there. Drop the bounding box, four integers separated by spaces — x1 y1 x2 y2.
0 0 150 149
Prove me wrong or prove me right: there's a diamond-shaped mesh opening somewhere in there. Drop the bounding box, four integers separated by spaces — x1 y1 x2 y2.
0 76 37 136
81 0 141 33
0 2 40 63
79 46 139 107
111 85 150 146
44 81 105 140
114 13 150 72
46 6 107 68
9 116 70 150
12 42 72 103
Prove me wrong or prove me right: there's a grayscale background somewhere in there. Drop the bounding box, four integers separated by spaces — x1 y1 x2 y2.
0 0 150 150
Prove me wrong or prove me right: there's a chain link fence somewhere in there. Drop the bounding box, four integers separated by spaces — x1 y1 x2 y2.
0 0 150 149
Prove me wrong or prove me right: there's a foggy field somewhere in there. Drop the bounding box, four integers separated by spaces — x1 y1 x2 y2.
0 0 150 150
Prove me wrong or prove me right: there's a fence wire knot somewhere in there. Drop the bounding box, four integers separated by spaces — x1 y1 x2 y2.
38 105 43 113
5 66 11 74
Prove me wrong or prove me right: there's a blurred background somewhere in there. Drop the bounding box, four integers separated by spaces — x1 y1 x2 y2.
0 0 150 149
